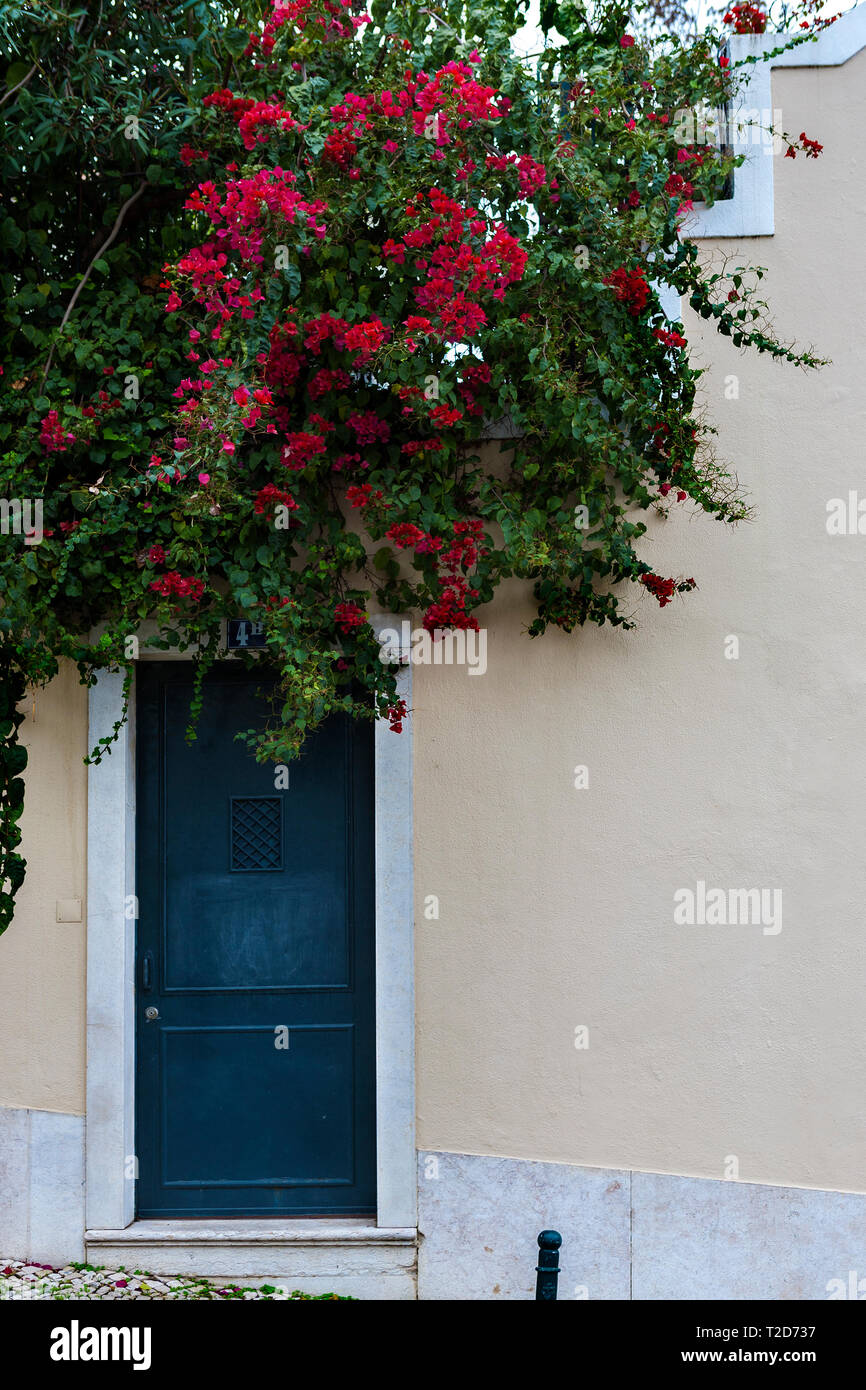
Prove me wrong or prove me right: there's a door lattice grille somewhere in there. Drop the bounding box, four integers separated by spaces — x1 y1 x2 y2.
230 797 283 872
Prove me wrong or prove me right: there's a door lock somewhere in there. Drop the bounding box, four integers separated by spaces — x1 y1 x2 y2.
144 1006 160 1022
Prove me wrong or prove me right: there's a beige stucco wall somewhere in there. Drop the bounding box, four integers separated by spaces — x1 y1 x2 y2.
414 47 866 1191
2 45 863 1193
0 662 87 1114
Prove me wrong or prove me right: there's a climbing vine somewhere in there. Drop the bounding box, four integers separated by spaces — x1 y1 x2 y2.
0 0 832 932
0 647 26 935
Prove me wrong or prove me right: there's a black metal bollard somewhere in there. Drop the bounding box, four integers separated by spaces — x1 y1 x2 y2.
535 1230 562 1300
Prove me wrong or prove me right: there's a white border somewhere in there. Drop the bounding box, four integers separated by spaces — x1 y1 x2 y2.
85 630 415 1233
689 4 866 238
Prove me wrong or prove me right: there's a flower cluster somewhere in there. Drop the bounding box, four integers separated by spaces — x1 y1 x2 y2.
385 188 527 341
309 367 350 399
422 519 487 632
346 482 384 508
785 131 824 158
255 483 298 517
654 327 687 349
281 430 327 470
38 410 76 453
603 266 651 317
347 410 390 445
640 573 697 606
387 698 408 733
722 4 767 33
387 522 427 549
343 317 390 364
182 166 328 292
383 522 442 554
243 0 367 58
334 601 367 633
663 171 694 205
484 152 548 198
149 572 206 602
409 58 510 143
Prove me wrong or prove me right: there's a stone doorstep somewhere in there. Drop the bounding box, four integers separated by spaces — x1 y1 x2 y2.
84 1220 419 1300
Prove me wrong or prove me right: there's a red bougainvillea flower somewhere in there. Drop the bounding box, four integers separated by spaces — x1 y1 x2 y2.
603 266 650 317
38 410 76 453
147 545 166 564
654 327 687 349
343 317 391 364
346 483 384 508
347 410 390 445
388 698 408 733
386 187 527 342
308 367 351 400
641 573 697 606
484 152 547 197
149 572 205 602
419 518 487 632
281 431 327 470
205 94 298 150
303 311 348 354
416 534 444 554
401 437 443 457
663 171 693 201
334 601 367 634
242 0 358 58
254 483 298 518
386 522 427 549
722 4 767 33
640 573 677 606
428 403 463 427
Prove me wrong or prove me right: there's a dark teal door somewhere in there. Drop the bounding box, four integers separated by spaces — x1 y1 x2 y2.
135 663 376 1217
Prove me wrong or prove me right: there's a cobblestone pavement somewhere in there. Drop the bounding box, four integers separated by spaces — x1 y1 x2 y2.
0 1259 346 1299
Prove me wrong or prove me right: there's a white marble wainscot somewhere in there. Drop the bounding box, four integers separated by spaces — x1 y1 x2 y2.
632 1171 866 1301
417 1151 866 1301
417 1151 631 1300
0 1105 85 1265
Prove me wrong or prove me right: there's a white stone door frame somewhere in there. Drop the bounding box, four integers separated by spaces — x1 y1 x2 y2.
85 629 415 1234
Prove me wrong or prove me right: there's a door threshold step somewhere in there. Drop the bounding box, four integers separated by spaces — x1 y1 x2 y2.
85 1220 418 1298
86 1219 416 1246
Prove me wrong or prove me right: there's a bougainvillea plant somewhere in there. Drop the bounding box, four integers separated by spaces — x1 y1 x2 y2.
0 0 832 931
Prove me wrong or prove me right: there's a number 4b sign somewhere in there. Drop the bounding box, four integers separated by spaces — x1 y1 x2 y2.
227 618 267 650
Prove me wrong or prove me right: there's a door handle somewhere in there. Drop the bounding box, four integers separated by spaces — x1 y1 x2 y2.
145 1006 160 1022
142 950 153 994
